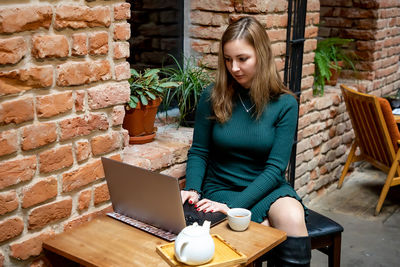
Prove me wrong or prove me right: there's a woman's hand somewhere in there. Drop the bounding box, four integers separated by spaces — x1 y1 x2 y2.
180 190 200 205
195 198 230 214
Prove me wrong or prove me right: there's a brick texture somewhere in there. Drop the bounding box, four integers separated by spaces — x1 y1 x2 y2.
28 198 72 230
0 129 18 157
22 177 57 208
0 190 18 216
91 131 121 156
0 156 36 190
39 145 73 173
191 0 234 12
0 217 24 243
114 62 131 81
63 206 112 232
89 31 109 55
21 122 57 151
0 37 27 65
113 23 131 41
10 231 55 260
75 90 86 112
0 6 52 33
59 113 109 141
56 60 111 87
78 189 91 211
114 3 131 20
36 91 73 118
62 160 105 192
0 65 53 96
93 183 110 205
111 105 125 126
0 0 129 265
32 35 69 58
76 140 91 162
113 42 130 59
87 82 130 109
54 5 111 30
72 33 88 56
0 97 34 125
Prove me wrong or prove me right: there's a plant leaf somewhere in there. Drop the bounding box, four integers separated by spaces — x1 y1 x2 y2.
146 91 156 100
143 68 160 78
130 69 139 77
140 95 148 105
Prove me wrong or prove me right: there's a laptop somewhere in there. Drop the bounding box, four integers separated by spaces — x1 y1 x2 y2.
101 157 226 241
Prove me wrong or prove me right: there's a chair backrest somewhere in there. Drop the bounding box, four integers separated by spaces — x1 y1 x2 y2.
340 84 397 172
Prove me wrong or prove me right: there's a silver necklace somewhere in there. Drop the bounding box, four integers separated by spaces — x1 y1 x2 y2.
238 94 255 113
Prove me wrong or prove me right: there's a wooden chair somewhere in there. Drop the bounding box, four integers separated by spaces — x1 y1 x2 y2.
339 84 400 215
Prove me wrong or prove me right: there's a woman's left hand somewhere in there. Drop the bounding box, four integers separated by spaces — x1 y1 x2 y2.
195 198 230 214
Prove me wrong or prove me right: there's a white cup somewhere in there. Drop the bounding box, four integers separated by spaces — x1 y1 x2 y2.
227 208 251 231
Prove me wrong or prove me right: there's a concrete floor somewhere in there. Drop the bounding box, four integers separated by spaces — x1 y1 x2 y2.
308 163 400 267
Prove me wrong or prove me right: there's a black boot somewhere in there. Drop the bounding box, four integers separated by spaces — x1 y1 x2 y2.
268 236 311 267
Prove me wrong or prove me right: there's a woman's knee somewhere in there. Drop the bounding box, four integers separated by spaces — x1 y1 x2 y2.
268 197 307 236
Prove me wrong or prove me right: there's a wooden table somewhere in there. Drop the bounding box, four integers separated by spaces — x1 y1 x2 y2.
43 216 286 267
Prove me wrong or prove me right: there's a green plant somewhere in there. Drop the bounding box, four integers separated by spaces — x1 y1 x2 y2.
314 37 356 96
127 68 179 110
161 55 213 126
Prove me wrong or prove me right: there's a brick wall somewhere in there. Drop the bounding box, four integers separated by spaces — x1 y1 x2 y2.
319 0 400 95
0 1 130 266
297 0 400 201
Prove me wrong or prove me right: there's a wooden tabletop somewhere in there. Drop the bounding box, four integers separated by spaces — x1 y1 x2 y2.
43 216 286 267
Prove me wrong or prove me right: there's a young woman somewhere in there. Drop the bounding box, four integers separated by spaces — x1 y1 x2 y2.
181 17 311 266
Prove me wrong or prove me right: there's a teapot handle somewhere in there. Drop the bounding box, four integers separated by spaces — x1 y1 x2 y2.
175 240 188 262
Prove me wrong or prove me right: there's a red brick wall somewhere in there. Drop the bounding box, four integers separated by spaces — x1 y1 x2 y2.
0 1 130 266
319 0 400 94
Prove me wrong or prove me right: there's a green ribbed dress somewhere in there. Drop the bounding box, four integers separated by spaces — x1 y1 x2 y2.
184 85 306 223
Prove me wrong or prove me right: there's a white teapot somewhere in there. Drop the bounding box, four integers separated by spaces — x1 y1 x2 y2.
174 221 215 265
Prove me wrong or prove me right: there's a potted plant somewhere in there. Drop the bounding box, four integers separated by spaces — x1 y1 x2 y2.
313 37 356 96
123 68 179 144
162 55 213 127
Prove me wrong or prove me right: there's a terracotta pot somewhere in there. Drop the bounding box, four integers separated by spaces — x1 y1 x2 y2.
325 61 344 86
123 98 161 144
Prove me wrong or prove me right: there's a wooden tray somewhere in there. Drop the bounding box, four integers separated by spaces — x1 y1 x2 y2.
156 234 247 267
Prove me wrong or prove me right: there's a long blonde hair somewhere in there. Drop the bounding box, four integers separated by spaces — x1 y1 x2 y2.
212 17 292 123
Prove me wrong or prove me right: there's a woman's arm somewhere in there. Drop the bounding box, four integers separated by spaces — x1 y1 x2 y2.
227 95 299 208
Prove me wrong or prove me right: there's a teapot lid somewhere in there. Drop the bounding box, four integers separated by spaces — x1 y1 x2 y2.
182 221 211 236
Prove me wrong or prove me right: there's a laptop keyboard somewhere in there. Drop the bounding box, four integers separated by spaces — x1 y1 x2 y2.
184 214 202 225
183 202 226 226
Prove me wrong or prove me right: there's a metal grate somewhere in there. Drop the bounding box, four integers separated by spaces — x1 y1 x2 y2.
283 0 308 188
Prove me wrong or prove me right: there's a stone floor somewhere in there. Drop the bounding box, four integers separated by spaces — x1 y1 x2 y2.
308 163 400 267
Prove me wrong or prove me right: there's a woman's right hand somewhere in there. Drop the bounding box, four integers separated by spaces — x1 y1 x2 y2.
180 190 200 205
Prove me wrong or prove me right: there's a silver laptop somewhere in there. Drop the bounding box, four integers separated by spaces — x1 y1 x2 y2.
101 157 226 241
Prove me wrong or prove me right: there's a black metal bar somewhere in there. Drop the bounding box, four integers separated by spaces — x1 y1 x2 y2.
284 0 293 85
283 0 308 188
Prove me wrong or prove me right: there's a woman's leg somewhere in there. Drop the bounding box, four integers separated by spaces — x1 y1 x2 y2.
265 197 311 267
267 197 308 236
